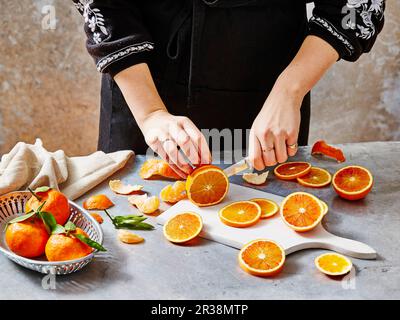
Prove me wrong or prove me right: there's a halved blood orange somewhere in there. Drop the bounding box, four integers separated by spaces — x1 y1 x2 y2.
280 192 324 232
219 201 261 228
250 198 279 219
315 253 353 276
332 165 373 200
238 239 285 277
163 212 203 243
274 162 311 180
297 167 332 188
186 165 229 207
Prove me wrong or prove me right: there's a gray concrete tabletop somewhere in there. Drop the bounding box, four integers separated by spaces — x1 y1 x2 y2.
0 141 399 300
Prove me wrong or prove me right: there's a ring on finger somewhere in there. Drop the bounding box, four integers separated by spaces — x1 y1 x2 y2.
287 142 298 150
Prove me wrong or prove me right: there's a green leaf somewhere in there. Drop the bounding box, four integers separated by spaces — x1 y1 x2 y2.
73 233 107 252
40 211 57 234
64 221 76 232
52 224 66 235
34 186 51 193
103 209 154 231
7 211 36 224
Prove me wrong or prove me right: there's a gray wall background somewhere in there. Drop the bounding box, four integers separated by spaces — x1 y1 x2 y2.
0 0 399 156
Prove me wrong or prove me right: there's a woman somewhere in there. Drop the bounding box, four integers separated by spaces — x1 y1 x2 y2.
73 0 385 178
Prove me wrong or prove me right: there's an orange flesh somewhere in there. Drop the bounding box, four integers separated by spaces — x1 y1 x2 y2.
164 213 202 242
275 162 310 177
241 241 284 271
297 167 331 185
250 199 278 218
317 254 351 274
334 167 370 192
282 194 322 227
220 202 260 223
188 170 227 205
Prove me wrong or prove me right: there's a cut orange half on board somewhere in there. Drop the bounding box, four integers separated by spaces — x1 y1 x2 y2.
332 165 373 200
219 201 261 228
83 194 114 210
139 158 181 180
163 212 203 243
315 253 352 276
250 198 279 219
160 181 187 204
274 162 311 180
280 192 324 232
239 239 285 277
297 167 332 188
186 165 229 207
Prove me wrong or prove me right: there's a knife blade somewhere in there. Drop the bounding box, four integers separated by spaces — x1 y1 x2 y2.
223 157 252 177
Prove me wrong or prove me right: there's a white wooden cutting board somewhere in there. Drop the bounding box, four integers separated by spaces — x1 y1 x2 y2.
156 184 376 259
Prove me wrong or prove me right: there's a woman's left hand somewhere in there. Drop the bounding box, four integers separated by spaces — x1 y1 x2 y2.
248 80 304 171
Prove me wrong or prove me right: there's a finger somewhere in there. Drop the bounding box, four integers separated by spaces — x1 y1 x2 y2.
162 139 192 175
174 126 200 166
182 120 212 165
248 130 265 171
286 131 299 157
260 139 277 168
274 133 288 163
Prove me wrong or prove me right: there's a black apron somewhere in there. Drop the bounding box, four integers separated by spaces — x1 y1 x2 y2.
98 0 310 154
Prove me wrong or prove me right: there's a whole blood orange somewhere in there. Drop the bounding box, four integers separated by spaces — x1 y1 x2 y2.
239 239 285 277
25 188 70 226
280 192 325 232
274 162 311 180
332 165 373 200
186 165 229 207
45 228 93 262
5 217 49 258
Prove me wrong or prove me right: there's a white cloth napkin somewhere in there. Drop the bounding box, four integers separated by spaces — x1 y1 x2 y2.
0 139 134 200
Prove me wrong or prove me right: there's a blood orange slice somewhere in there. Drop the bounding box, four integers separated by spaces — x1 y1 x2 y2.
250 198 279 219
280 192 324 232
186 165 229 207
297 167 332 188
332 165 373 200
219 201 261 228
274 162 311 180
239 239 285 277
163 212 203 243
312 140 346 163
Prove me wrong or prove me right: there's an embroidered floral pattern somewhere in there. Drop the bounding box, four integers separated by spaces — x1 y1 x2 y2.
310 16 355 55
346 0 385 40
96 42 154 72
75 0 108 44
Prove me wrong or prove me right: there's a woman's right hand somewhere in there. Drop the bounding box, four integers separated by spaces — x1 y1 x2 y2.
139 110 212 178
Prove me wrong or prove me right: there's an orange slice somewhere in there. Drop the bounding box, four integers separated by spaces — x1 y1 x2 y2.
312 140 346 163
90 213 104 224
242 171 269 185
238 239 285 277
128 194 160 214
109 180 143 195
274 162 311 180
83 194 114 210
186 165 229 207
297 167 332 188
219 201 261 228
250 198 279 219
280 192 324 232
315 253 353 276
163 212 203 243
320 200 328 216
332 165 373 200
139 158 181 180
160 181 187 204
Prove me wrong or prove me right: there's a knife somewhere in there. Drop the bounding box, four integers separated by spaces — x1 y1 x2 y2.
223 157 253 177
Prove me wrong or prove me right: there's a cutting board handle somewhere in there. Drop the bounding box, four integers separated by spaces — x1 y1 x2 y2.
287 232 377 260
